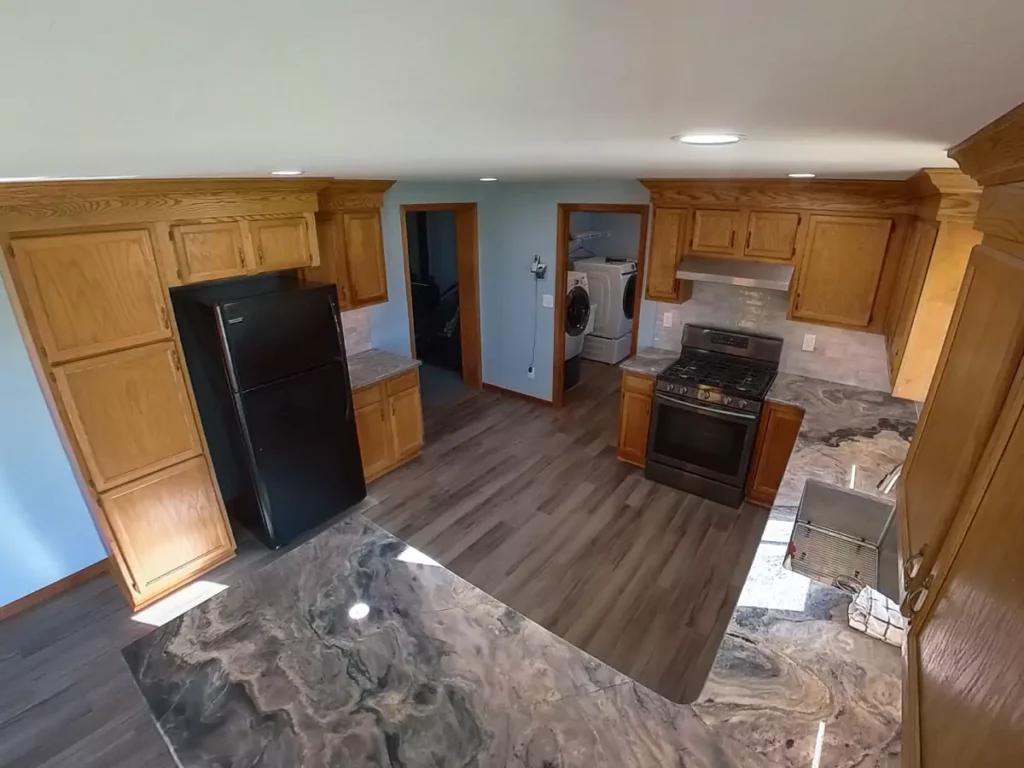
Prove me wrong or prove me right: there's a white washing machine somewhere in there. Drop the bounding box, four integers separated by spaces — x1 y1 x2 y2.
575 258 637 364
564 270 595 390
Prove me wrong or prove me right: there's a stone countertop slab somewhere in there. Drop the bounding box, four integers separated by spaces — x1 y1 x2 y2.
348 348 421 391
122 514 775 768
619 346 678 377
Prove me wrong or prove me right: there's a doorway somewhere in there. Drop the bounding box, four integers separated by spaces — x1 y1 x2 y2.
400 203 482 408
552 203 649 407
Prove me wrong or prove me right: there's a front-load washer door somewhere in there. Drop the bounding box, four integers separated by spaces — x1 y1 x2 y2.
566 284 592 340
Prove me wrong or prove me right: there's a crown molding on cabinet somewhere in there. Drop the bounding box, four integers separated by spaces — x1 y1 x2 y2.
318 180 396 212
906 168 981 223
949 101 1024 188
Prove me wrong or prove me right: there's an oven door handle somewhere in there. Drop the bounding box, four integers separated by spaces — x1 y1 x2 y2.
655 393 757 420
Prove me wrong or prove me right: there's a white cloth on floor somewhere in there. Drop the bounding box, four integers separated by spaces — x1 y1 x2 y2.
848 586 905 647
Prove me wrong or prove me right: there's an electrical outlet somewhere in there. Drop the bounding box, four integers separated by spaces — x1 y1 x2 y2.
542 294 554 308
527 366 535 379
802 333 816 352
662 312 674 328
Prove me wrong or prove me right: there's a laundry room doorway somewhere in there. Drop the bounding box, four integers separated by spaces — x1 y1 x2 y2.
551 203 649 407
400 203 483 408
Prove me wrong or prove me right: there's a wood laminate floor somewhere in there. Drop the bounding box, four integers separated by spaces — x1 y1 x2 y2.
0 361 767 767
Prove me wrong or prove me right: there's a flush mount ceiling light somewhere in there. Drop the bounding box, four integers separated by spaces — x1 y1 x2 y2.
788 172 817 178
271 170 304 176
348 602 370 620
479 177 498 182
673 133 743 145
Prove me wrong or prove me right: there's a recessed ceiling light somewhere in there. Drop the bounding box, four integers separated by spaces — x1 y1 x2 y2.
788 173 817 179
479 177 498 182
271 170 304 176
673 133 743 145
348 602 370 620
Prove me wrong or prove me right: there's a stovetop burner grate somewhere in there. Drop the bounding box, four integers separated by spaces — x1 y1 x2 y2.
661 349 776 399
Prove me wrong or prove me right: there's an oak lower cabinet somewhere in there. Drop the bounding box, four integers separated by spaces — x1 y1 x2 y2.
617 372 654 466
746 402 803 506
791 214 893 327
353 368 424 481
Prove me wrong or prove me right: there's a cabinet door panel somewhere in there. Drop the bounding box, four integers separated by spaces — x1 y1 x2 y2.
744 211 800 260
250 217 312 271
354 393 394 481
100 457 232 599
900 243 1024 583
691 209 741 255
171 221 248 282
646 208 688 301
617 387 652 467
342 211 388 305
11 230 170 362
389 384 424 461
746 403 803 506
53 342 203 491
792 215 892 327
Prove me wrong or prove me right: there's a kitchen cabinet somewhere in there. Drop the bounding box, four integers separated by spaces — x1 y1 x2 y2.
342 211 389 306
249 216 315 271
52 342 203 491
744 211 800 260
353 368 424 481
691 209 742 255
11 230 172 363
791 214 893 327
617 372 654 466
645 207 691 303
170 221 248 283
745 401 803 507
99 456 233 601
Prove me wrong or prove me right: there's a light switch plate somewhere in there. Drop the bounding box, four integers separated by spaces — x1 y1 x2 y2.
662 312 674 328
802 333 816 352
542 294 554 308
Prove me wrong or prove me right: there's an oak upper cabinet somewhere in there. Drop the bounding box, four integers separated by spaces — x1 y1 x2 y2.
352 384 394 481
691 209 742 255
387 370 424 461
343 211 388 306
52 342 203 491
617 372 654 466
744 211 800 261
170 221 248 283
100 457 233 600
791 215 892 327
10 230 171 362
746 401 803 506
646 207 691 303
249 216 315 271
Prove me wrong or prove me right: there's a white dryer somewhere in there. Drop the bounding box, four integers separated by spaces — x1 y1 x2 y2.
575 258 637 364
564 270 594 390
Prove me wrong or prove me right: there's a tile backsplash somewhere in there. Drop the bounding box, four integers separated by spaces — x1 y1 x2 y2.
652 282 892 392
340 307 373 356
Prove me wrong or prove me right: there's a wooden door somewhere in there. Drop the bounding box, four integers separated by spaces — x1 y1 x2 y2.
617 373 654 466
691 209 742 255
646 208 689 301
899 243 1024 586
342 210 388 306
11 230 171 362
387 372 424 461
903 365 1024 767
52 342 203 491
99 456 233 600
744 211 800 260
249 216 312 271
746 402 803 506
791 215 892 327
353 385 394 481
171 221 248 283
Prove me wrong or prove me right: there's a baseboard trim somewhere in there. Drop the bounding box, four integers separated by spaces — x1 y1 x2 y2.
0 558 109 622
482 382 552 407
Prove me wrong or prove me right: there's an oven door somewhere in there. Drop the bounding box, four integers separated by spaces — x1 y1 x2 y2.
647 392 759 486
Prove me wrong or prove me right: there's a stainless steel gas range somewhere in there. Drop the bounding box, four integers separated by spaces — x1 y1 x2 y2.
644 324 783 507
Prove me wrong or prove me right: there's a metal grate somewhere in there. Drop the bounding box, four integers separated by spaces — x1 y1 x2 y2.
787 522 879 589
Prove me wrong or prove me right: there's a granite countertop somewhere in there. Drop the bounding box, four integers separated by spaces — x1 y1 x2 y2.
348 348 421 390
692 372 918 768
619 346 677 377
123 514 775 767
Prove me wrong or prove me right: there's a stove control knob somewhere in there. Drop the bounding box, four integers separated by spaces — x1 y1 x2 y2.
737 399 748 410
679 386 688 396
698 389 710 401
723 396 732 406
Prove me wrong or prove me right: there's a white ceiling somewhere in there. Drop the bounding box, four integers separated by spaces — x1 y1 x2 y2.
2 1 1023 181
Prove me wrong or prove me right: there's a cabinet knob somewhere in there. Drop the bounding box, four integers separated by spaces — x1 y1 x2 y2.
257 246 265 265
745 231 751 250
729 230 735 248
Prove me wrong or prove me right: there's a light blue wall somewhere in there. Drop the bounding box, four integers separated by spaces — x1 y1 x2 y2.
373 181 654 400
0 276 106 608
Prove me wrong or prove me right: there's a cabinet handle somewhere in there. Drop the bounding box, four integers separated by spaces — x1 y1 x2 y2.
171 351 182 372
904 552 924 583
729 231 735 248
745 231 751 251
900 581 930 619
257 245 265 265
339 284 348 304
238 247 246 267
159 306 170 329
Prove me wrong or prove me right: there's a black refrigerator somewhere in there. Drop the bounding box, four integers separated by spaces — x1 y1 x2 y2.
178 282 366 549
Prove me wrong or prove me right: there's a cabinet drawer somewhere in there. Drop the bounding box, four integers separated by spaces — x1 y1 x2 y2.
622 371 655 396
385 369 420 396
353 382 383 410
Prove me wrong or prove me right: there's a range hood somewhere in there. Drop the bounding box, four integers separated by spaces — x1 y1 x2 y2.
675 256 794 292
